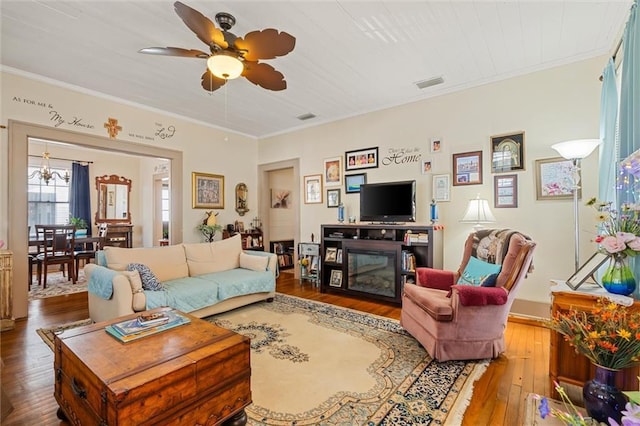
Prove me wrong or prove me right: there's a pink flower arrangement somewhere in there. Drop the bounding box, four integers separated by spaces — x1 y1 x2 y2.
587 198 640 258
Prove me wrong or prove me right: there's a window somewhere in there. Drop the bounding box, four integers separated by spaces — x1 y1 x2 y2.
28 164 71 237
162 180 170 238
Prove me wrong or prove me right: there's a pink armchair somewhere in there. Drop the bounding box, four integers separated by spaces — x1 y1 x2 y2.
400 229 536 361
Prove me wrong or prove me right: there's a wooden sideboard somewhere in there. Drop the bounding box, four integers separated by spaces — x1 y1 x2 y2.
549 288 640 400
103 224 133 248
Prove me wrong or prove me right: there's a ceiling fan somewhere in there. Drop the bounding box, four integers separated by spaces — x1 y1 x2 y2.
139 1 296 92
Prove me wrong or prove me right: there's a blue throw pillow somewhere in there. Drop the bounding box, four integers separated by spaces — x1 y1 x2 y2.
127 263 163 291
457 256 502 286
480 273 499 287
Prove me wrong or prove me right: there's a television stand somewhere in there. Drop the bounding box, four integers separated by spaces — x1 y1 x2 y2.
320 224 443 304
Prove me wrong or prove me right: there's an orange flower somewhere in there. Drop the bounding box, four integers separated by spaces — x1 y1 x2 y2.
546 297 640 370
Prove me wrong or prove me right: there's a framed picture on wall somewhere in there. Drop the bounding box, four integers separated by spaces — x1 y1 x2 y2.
421 159 432 174
453 151 483 186
345 147 378 171
494 174 518 208
430 138 442 153
303 174 323 204
535 157 577 200
345 173 367 193
432 174 450 202
491 131 525 173
192 172 224 209
323 157 342 187
327 188 341 207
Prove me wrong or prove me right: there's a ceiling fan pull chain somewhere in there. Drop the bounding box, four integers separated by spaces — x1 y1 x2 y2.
224 82 229 124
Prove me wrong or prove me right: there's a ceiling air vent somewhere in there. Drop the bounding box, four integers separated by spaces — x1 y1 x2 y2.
297 113 316 121
415 76 444 90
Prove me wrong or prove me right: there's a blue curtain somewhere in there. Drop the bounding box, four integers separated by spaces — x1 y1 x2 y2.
619 0 639 202
598 58 619 204
69 163 92 236
618 0 639 296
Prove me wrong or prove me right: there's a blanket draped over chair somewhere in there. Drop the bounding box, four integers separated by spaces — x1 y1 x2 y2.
469 229 534 274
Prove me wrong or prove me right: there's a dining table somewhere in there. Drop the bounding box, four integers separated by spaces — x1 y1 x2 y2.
29 235 102 248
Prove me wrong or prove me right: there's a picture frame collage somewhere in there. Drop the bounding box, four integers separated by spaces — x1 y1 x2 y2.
304 129 551 218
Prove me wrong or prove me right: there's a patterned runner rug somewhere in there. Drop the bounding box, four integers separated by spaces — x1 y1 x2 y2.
36 294 488 425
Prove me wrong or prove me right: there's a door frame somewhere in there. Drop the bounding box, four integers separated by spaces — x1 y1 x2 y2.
7 120 183 318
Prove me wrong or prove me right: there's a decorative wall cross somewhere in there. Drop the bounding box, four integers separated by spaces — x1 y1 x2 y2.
104 117 122 139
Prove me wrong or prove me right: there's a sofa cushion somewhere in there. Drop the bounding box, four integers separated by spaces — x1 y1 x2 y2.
240 252 269 272
127 263 163 291
210 234 242 270
104 245 189 282
119 270 146 311
403 283 453 321
184 234 242 276
144 277 220 313
457 256 502 286
197 269 275 301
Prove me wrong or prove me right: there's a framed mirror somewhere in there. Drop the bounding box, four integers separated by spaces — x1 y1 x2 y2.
95 174 132 224
235 183 249 216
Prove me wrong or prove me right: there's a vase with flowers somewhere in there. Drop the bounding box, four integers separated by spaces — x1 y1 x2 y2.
546 297 640 423
587 198 640 296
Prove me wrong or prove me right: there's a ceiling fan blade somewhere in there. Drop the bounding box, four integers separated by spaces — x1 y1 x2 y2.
235 29 296 61
201 69 227 92
242 61 287 91
174 1 227 49
139 47 209 58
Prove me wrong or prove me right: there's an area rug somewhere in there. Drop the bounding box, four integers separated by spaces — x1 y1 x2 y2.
209 294 488 425
28 270 87 301
36 294 489 425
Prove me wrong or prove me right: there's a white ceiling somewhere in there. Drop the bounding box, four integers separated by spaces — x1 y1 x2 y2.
1 1 632 139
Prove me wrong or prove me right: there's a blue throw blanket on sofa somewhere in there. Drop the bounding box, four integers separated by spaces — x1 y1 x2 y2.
88 266 118 299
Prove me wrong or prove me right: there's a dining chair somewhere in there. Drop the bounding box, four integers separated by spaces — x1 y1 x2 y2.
35 224 77 288
27 226 43 287
75 223 108 277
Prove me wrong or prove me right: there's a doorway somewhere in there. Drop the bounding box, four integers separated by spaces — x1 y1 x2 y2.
8 120 183 319
258 159 300 277
154 173 170 245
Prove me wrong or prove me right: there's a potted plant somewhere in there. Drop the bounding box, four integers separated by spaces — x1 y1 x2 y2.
196 212 222 243
69 217 88 236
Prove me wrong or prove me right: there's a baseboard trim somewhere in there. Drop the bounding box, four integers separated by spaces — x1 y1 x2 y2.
509 298 550 321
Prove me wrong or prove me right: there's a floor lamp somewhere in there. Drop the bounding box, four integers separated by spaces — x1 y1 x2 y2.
551 139 601 272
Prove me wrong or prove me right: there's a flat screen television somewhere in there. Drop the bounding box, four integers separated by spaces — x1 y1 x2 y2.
359 180 416 223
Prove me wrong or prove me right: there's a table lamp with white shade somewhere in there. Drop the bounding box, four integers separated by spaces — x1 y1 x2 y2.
551 138 601 272
460 194 496 230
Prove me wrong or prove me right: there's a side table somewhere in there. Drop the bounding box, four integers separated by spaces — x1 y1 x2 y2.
298 242 320 286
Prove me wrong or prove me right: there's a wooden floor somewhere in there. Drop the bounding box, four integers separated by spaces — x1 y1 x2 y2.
0 272 550 425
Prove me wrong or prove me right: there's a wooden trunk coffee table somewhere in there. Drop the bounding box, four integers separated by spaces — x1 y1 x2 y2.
54 308 251 425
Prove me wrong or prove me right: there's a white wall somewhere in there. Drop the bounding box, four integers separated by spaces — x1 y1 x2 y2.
0 56 608 318
1 71 260 243
259 56 606 313
0 71 260 318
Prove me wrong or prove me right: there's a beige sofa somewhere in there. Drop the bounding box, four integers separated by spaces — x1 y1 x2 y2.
86 234 277 323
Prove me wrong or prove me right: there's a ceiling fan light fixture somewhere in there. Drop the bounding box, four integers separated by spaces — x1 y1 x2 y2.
207 53 243 80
